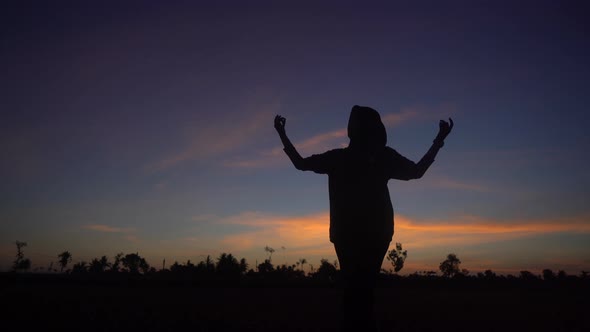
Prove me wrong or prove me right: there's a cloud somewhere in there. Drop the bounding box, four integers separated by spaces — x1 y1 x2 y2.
145 97 281 173
124 234 140 243
218 211 330 254
82 224 141 246
296 129 348 154
394 214 590 249
209 210 590 255
174 210 590 273
381 109 421 127
83 224 135 233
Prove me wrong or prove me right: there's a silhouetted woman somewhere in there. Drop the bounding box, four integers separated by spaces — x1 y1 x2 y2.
274 105 453 331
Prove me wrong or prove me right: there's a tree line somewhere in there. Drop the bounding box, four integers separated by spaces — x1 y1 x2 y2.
9 241 590 281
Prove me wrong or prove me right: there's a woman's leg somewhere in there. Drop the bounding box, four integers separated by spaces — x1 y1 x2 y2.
334 240 390 330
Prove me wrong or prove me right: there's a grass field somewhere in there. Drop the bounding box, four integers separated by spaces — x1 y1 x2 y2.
2 274 588 331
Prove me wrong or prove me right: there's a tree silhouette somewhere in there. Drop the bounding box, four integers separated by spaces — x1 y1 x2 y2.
542 269 555 281
477 269 496 279
57 251 72 272
121 253 150 274
111 252 124 272
71 261 88 274
169 261 180 273
216 253 246 277
386 242 408 273
439 253 461 277
239 258 248 273
519 270 538 281
13 241 31 272
315 259 338 281
198 255 216 274
257 259 274 274
297 258 308 273
89 256 110 273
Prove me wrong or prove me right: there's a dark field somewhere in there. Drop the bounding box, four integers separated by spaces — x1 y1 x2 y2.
2 274 588 331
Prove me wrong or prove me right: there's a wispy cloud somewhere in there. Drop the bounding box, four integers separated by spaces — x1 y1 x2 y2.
218 211 330 254
169 209 590 273
210 211 590 255
381 109 421 127
296 129 348 154
83 224 135 233
221 128 348 169
394 214 590 249
145 97 281 173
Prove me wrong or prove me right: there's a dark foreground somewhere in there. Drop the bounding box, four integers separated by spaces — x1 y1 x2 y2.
2 274 588 331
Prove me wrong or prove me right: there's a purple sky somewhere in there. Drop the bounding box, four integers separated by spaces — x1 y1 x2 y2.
1 1 589 274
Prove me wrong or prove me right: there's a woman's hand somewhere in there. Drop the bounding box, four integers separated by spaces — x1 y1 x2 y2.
274 115 286 135
436 118 454 141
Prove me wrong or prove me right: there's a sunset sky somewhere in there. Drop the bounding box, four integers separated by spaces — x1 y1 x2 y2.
2 1 589 274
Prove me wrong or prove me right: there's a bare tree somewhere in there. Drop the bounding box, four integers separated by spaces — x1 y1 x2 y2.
13 241 31 272
264 246 275 262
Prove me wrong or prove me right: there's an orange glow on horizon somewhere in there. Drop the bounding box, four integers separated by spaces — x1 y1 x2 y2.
216 211 590 257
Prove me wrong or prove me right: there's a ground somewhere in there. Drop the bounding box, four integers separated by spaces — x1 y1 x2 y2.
2 274 587 331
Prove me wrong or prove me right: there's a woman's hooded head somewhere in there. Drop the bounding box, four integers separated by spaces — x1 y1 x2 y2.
347 105 387 149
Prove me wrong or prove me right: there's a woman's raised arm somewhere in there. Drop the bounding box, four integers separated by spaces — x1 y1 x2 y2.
274 115 306 170
413 118 454 179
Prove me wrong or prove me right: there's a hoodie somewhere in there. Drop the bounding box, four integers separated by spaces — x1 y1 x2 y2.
283 105 420 244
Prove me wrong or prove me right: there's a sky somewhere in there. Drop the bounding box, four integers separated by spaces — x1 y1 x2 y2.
1 1 589 275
